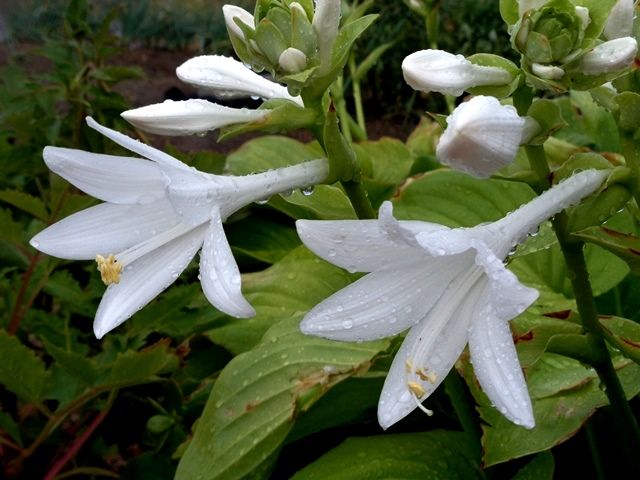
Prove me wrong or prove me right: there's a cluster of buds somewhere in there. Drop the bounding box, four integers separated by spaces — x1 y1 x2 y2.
507 0 638 92
223 0 341 92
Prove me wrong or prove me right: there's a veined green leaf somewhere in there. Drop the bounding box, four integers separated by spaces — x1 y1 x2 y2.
0 330 51 403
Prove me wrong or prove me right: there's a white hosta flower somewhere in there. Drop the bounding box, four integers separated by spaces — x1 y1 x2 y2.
402 50 512 97
297 169 609 429
121 99 269 136
222 4 254 42
603 0 635 40
580 37 638 76
531 62 565 80
313 0 342 71
176 55 303 105
31 117 328 338
436 96 539 178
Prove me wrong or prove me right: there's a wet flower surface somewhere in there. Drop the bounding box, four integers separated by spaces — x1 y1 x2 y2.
297 169 609 429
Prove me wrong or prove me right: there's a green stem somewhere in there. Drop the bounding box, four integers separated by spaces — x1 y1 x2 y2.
585 421 606 480
620 133 640 208
553 214 640 472
332 78 353 143
524 145 551 192
348 56 367 139
444 371 481 460
341 181 375 219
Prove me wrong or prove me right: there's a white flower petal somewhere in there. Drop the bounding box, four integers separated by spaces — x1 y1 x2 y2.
580 37 638 76
402 50 512 97
85 117 190 171
43 147 166 204
121 99 270 136
469 296 535 428
436 96 526 178
301 254 469 342
378 201 447 247
93 225 206 338
603 0 635 40
176 55 303 106
518 0 548 17
30 199 180 260
200 207 255 318
296 218 422 273
378 272 486 429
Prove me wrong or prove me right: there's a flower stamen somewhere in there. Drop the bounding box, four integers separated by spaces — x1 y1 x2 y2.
96 254 123 285
407 381 434 417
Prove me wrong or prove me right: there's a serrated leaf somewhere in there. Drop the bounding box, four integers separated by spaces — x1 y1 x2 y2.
176 316 389 480
290 430 482 480
44 339 101 387
599 316 640 364
207 247 355 354
98 340 179 388
0 189 48 220
0 410 22 447
0 330 51 403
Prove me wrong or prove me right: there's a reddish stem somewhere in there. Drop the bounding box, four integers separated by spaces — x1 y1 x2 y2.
7 252 41 335
43 405 111 480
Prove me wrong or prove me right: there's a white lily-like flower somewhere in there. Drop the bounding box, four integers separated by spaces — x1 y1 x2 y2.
296 169 609 429
30 117 328 338
579 37 638 76
436 95 539 178
402 50 513 97
175 55 303 105
121 99 270 136
603 0 635 40
313 0 342 71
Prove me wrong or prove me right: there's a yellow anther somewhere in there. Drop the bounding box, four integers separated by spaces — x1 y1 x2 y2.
96 254 123 285
416 368 437 384
405 359 414 373
407 381 426 398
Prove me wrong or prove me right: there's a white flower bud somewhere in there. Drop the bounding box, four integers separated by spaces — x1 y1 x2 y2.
222 4 254 41
603 0 635 40
580 37 638 75
531 62 565 79
279 47 308 73
121 99 269 136
436 96 536 178
402 50 512 97
518 0 548 17
313 0 341 71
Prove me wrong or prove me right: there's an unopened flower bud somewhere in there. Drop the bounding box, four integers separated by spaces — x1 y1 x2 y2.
402 50 512 97
222 4 255 41
279 47 308 73
580 37 638 75
603 0 635 40
436 96 539 178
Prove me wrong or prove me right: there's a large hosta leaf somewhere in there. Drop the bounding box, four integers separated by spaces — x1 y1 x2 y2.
290 430 482 480
206 247 356 354
176 316 389 480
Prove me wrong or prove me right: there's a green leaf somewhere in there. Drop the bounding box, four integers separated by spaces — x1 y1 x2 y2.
207 247 355 354
290 430 482 479
97 340 179 388
0 410 22 447
0 189 48 221
574 226 640 274
44 339 101 387
352 42 394 82
466 352 640 466
227 216 301 264
499 0 520 26
513 452 555 480
176 316 389 480
354 137 413 207
0 330 51 403
468 53 522 98
599 316 640 364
